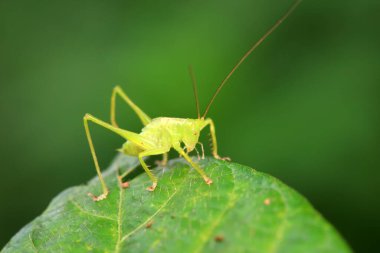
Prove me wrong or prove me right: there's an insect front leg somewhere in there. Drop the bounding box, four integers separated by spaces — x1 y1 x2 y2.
204 118 230 161
110 86 151 128
138 148 170 191
174 145 212 185
197 142 205 159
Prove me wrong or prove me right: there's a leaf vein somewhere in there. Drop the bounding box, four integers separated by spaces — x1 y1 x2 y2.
28 233 38 252
115 176 124 253
268 185 289 253
70 200 117 222
120 188 178 242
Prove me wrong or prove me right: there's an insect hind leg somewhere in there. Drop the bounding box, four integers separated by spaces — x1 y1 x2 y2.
83 113 149 201
111 86 151 128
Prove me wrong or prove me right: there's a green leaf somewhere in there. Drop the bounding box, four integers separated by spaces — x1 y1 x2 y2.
2 155 351 253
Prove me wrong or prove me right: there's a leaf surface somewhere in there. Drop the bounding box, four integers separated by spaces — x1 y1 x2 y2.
2 156 351 253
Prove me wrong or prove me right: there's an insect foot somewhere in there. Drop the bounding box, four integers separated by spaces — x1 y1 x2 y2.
120 181 130 189
87 191 109 202
155 160 167 167
117 175 130 189
146 182 157 192
214 154 231 161
204 176 213 185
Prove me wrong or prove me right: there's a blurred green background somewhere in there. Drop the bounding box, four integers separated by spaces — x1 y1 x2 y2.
0 0 379 251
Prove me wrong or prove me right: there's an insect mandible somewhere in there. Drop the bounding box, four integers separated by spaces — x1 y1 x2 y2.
84 0 301 201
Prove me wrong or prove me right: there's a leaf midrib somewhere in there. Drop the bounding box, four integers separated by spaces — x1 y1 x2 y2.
115 179 124 253
193 163 238 253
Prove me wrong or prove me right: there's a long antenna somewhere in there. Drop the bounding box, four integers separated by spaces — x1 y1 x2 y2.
189 65 201 119
202 0 302 118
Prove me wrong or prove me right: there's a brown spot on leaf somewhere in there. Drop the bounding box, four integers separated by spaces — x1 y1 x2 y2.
146 220 153 229
214 235 224 242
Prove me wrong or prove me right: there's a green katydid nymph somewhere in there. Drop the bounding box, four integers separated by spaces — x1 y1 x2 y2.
84 0 302 201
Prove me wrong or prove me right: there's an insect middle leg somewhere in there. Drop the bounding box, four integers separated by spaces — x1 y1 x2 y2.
155 152 168 167
174 146 212 185
138 147 170 191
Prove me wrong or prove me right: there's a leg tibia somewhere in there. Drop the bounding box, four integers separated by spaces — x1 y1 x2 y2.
138 148 169 191
204 118 230 161
110 86 151 128
83 115 109 201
